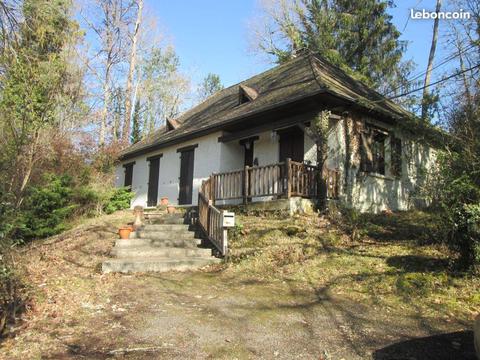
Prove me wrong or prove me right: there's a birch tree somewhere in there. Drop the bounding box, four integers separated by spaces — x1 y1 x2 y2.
122 0 143 144
81 0 135 145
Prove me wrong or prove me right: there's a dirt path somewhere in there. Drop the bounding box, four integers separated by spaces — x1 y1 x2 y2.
0 212 476 359
39 271 474 360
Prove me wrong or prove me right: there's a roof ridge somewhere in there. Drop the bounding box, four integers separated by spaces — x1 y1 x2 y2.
309 54 410 117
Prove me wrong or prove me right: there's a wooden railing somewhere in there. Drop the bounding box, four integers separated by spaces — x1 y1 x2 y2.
208 159 340 203
290 161 319 198
198 180 228 256
197 160 340 256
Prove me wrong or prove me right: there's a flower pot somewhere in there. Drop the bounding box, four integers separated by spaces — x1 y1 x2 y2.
118 226 133 239
160 197 169 206
166 205 176 214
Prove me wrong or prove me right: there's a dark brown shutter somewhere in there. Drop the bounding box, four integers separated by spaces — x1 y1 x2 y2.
123 162 135 190
178 148 195 205
147 155 161 207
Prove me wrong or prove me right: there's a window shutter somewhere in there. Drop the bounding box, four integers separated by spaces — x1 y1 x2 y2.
391 137 402 177
360 131 374 172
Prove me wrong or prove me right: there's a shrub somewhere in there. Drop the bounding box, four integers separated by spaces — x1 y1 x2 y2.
71 185 100 216
428 152 480 272
17 174 76 241
103 187 134 214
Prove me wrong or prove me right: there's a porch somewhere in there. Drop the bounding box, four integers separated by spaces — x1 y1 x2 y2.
197 158 340 256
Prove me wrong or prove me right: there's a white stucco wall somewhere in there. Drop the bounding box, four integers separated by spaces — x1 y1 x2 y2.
116 132 223 208
116 117 437 213
253 131 279 166
322 116 437 213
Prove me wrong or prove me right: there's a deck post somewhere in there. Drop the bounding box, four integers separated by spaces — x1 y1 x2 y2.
207 199 212 235
243 165 249 204
286 158 292 198
222 228 228 256
220 209 228 256
209 175 215 205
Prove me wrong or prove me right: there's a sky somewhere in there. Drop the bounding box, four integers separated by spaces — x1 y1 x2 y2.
146 0 465 90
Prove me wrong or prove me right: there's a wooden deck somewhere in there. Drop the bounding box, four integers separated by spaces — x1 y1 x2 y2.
197 159 340 256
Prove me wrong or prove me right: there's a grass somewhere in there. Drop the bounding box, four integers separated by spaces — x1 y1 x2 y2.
0 208 477 359
225 210 479 323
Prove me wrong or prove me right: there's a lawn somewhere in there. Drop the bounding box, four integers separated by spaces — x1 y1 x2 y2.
0 210 477 359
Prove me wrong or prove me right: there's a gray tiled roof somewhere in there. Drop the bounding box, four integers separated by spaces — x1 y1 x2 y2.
121 53 410 159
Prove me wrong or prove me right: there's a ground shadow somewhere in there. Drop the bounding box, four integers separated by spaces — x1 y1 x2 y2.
373 330 476 360
386 255 450 273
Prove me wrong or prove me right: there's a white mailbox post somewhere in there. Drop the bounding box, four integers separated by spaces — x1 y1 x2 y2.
222 211 235 228
220 211 235 256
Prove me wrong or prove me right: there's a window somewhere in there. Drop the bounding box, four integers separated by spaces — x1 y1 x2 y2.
123 162 135 190
391 136 402 177
361 128 386 175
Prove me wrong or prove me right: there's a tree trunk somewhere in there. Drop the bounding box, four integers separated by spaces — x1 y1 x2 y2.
122 0 143 145
421 0 441 121
100 69 110 146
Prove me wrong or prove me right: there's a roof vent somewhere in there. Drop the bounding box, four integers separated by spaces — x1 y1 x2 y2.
238 84 258 105
166 118 179 131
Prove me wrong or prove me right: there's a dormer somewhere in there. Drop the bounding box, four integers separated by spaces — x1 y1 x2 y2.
238 84 258 105
166 118 179 131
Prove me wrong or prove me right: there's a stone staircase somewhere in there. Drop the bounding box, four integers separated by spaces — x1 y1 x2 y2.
102 213 221 273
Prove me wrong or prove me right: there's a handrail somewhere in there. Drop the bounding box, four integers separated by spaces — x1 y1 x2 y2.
198 180 229 256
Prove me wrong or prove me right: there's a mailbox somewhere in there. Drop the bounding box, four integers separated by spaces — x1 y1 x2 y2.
222 211 235 228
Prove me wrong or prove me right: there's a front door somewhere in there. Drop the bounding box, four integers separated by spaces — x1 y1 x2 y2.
147 156 160 207
178 149 195 205
279 126 304 163
244 142 254 167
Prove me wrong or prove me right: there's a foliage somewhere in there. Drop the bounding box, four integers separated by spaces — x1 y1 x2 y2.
103 187 134 214
0 0 79 207
130 98 142 144
254 0 410 94
16 174 75 241
138 46 189 136
10 173 132 242
197 73 223 101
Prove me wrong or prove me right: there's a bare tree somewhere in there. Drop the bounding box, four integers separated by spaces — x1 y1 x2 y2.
80 0 135 146
122 0 143 144
421 0 442 121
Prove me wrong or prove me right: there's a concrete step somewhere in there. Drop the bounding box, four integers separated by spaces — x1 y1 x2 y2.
130 230 195 240
116 238 201 248
142 224 190 231
112 246 212 258
147 214 185 224
102 256 221 273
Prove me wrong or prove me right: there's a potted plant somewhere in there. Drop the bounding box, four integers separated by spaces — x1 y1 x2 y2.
118 225 133 239
166 205 176 214
160 197 169 205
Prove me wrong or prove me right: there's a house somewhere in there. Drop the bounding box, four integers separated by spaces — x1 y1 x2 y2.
116 53 439 214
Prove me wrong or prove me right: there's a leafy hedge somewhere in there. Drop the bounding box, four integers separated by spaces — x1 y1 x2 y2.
12 174 134 242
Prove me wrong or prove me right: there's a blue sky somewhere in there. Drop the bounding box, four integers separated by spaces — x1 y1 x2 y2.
147 0 460 89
